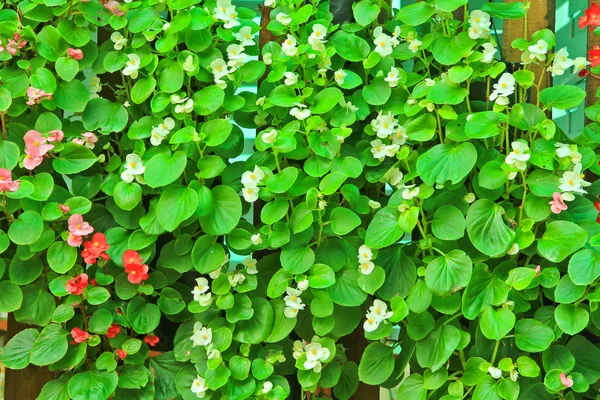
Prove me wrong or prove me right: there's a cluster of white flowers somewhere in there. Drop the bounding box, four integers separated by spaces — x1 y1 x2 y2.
192 277 212 307
290 103 311 120
123 54 140 79
242 255 258 274
334 69 347 85
468 10 491 40
190 321 212 347
121 154 145 183
555 142 582 163
363 299 393 332
525 39 548 63
282 34 298 57
240 165 264 203
214 0 240 29
191 375 208 398
234 26 255 46
210 58 236 89
559 163 591 194
489 72 515 105
547 48 590 77
358 244 374 275
292 338 331 372
170 94 194 114
308 24 328 52
504 141 530 172
150 117 175 146
373 26 401 57
370 139 399 161
385 66 402 87
183 55 196 73
228 271 246 287
110 32 127 50
371 112 408 145
481 42 497 63
283 280 309 318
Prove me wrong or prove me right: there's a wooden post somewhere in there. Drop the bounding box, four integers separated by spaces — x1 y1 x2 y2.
4 315 54 400
587 0 600 106
501 0 556 104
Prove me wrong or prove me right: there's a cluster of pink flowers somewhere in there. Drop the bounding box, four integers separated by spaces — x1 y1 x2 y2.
0 168 20 193
72 131 99 149
26 87 53 106
0 33 27 56
97 0 125 16
67 48 84 60
23 129 63 170
549 192 568 215
67 214 94 247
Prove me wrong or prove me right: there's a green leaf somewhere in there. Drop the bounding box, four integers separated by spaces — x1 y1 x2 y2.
417 143 477 186
55 57 79 82
157 184 198 232
353 0 380 26
365 206 403 249
465 111 504 139
191 235 226 274
0 281 22 312
0 328 38 369
397 374 427 400
114 181 142 211
515 319 554 352
193 86 225 115
30 324 69 366
432 205 465 240
540 85 586 110
198 185 242 235
431 33 476 65
308 263 336 289
38 376 71 400
8 211 43 245
281 243 315 274
479 306 516 340
144 151 187 188
53 143 96 174
233 297 274 344
358 342 395 385
538 221 588 262
37 26 68 62
332 32 370 62
127 297 161 334
47 242 77 273
462 264 509 320
466 199 515 257
68 370 118 400
311 87 343 114
425 249 472 296
416 324 461 371
397 1 436 25
267 167 298 194
481 2 526 19
0 140 20 170
131 77 157 104
87 287 111 305
330 207 361 235
428 81 468 105
0 87 12 112
82 98 128 133
554 304 589 335
202 119 232 147
568 249 600 285
362 77 391 106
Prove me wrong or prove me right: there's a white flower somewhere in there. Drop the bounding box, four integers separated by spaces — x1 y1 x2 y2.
505 141 530 171
262 381 273 394
425 78 435 87
264 0 275 6
469 10 491 28
121 154 145 183
408 38 422 53
464 193 476 203
318 199 327 210
241 186 259 202
510 370 519 382
359 261 374 275
276 12 291 25
123 54 140 79
162 22 171 31
191 375 207 398
210 58 230 79
256 96 266 106
290 104 311 120
468 25 490 40
174 99 194 114
214 0 231 19
369 200 381 210
368 299 393 322
292 340 305 360
222 6 240 29
548 48 573 77
507 171 518 180
573 57 590 74
391 126 408 145
334 69 347 85
191 322 212 347
488 367 503 380
363 315 379 332
235 26 255 46
303 343 330 373
490 73 515 102
297 279 309 291
90 76 102 94
227 44 247 67
374 33 394 57
241 165 265 187
481 43 496 63
555 142 573 158
528 39 548 61
243 256 258 274
284 72 298 86
358 245 372 262
385 66 401 88
402 185 420 200
309 24 327 51
263 52 273 65
192 277 210 301
110 32 128 50
559 163 591 194
206 343 220 360
150 117 175 146
282 35 298 57
370 139 398 161
507 243 519 255
251 233 262 245
284 287 304 310
385 167 404 187
262 129 278 144
562 192 575 202
209 267 221 280
228 272 246 287
284 306 300 318
183 56 195 73
372 112 397 138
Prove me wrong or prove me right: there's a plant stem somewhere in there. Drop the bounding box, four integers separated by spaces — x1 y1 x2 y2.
490 340 500 365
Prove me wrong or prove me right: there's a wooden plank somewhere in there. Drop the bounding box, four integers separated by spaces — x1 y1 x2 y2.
4 314 54 400
587 0 600 106
501 0 556 104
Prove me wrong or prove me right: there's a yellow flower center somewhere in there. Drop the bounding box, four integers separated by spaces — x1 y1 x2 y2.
311 350 317 355
130 162 136 168
514 150 519 154
197 285 203 291
375 308 380 313
580 174 585 178
131 271 136 275
568 179 574 185
33 141 39 146
291 296 297 301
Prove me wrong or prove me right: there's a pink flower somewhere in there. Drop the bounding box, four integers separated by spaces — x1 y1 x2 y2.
103 0 125 16
67 48 84 60
47 130 64 142
67 234 83 247
24 130 54 157
68 214 94 236
0 168 20 192
71 328 89 343
81 132 98 149
549 192 568 214
66 273 89 295
535 265 541 276
59 204 70 213
23 150 44 170
560 372 573 388
26 87 53 106
72 138 85 145
5 40 18 56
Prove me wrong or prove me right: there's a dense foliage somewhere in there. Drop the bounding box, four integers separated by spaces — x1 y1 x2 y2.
1 0 600 399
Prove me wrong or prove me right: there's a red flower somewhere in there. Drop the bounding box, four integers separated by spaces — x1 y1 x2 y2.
82 233 110 265
90 279 97 287
595 202 600 213
65 273 89 295
71 327 89 343
125 262 149 284
106 324 121 339
589 45 600 67
144 335 160 347
117 349 127 359
122 249 143 266
580 3 600 29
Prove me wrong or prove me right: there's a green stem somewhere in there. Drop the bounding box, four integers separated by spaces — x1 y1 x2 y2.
490 340 500 365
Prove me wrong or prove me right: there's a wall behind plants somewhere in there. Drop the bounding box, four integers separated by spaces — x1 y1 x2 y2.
1 0 600 399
